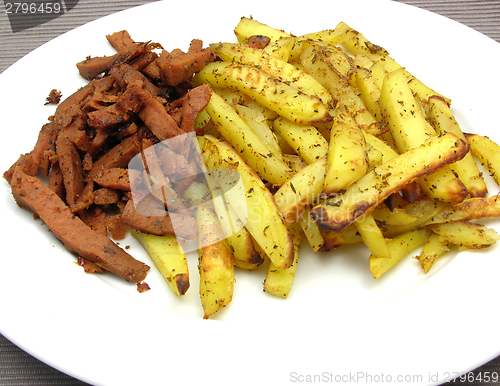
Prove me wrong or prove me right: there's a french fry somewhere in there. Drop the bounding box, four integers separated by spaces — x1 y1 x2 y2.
235 104 284 160
300 44 384 136
379 67 468 203
130 229 190 296
263 36 295 61
234 17 292 45
421 196 500 226
273 117 328 164
322 117 368 196
264 222 303 298
201 135 294 269
203 91 293 186
370 228 432 279
319 224 362 252
311 132 470 232
274 156 326 224
376 55 451 105
298 208 325 253
210 42 334 107
429 222 500 249
418 232 452 274
354 214 391 258
428 96 488 197
194 61 332 125
465 133 500 187
196 205 235 319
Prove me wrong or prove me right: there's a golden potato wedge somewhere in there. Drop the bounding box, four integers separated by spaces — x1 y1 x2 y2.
274 156 326 224
319 224 362 252
201 135 294 269
377 55 451 105
465 133 500 187
298 208 325 253
379 67 468 203
234 104 283 160
418 232 452 274
204 91 293 186
196 206 234 319
234 17 292 44
210 42 334 107
322 118 368 196
428 96 487 197
273 117 328 164
194 61 332 125
264 222 303 298
354 214 391 258
130 229 189 296
429 222 500 249
370 228 432 279
311 132 470 232
421 196 500 226
263 36 295 61
300 44 384 136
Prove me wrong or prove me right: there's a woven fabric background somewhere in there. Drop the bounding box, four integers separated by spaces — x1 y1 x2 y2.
1 1 499 385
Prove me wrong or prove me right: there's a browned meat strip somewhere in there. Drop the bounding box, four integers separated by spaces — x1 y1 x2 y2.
106 30 137 51
109 63 159 96
87 84 145 130
180 84 212 133
93 187 120 205
87 133 142 181
4 121 59 183
120 195 196 240
76 42 150 80
156 40 216 86
94 168 130 191
11 169 150 282
138 90 183 140
56 133 85 211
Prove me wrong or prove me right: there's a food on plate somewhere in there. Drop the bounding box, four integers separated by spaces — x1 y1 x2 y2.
4 17 500 318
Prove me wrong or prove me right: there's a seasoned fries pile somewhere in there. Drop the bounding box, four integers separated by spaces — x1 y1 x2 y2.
5 18 500 319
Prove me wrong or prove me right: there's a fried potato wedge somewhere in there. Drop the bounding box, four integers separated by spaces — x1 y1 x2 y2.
204 91 293 186
194 62 332 125
370 228 432 279
428 96 487 197
197 206 235 319
264 222 302 298
273 117 328 164
274 156 326 224
298 209 325 253
429 222 500 249
310 132 470 232
322 118 368 196
377 55 451 105
201 135 294 269
300 44 383 135
465 133 500 187
234 17 292 44
130 229 189 296
380 67 468 203
421 196 500 226
418 232 452 274
210 42 334 107
319 224 362 252
354 214 391 259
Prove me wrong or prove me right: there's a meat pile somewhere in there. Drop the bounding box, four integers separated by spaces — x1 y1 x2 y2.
4 30 217 283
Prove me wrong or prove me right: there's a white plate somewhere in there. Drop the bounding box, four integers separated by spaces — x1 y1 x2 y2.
1 1 499 385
